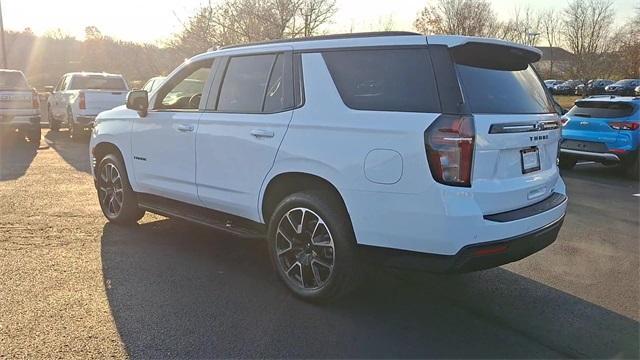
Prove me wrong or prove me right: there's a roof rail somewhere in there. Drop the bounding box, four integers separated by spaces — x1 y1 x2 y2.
218 31 422 50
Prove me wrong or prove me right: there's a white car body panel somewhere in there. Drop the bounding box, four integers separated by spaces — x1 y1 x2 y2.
91 34 566 258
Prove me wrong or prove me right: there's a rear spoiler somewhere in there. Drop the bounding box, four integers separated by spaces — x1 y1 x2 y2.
427 36 542 70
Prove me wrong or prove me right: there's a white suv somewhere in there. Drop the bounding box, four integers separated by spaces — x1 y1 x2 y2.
90 32 567 301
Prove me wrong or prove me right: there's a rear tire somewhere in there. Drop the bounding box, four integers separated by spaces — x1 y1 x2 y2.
96 154 145 225
559 156 577 170
26 126 41 147
267 190 361 303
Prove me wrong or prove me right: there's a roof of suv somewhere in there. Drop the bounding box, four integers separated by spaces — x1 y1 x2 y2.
194 32 542 62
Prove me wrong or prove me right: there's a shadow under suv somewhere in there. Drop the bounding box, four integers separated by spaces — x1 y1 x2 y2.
90 32 567 302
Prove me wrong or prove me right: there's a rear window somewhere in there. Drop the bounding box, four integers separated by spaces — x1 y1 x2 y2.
69 76 127 91
322 48 441 113
567 101 637 118
456 64 554 114
0 72 29 90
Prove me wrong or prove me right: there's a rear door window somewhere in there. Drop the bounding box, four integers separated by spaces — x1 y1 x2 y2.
217 54 276 113
567 101 637 118
322 48 441 113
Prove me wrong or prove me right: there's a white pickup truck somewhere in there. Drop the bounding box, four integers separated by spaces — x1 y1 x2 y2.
47 72 128 138
0 69 41 146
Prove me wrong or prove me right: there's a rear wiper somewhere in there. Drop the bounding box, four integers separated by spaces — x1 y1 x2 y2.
573 113 592 118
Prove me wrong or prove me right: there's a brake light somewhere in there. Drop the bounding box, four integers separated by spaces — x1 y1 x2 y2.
425 115 475 187
31 90 40 109
561 117 569 126
79 92 86 110
609 121 639 130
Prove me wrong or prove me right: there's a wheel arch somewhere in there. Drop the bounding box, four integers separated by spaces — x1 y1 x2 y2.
92 141 125 176
260 172 349 226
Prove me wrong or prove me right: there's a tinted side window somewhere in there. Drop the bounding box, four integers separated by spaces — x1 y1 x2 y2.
263 54 294 113
322 48 440 113
156 60 213 111
218 54 276 113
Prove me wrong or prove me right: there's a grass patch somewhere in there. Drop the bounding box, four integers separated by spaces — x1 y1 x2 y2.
554 96 581 110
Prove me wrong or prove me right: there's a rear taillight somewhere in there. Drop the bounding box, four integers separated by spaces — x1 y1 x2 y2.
425 115 475 187
31 90 39 109
79 92 86 110
609 121 639 130
561 117 569 126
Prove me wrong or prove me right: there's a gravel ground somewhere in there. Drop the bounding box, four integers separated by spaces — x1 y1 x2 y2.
0 130 638 359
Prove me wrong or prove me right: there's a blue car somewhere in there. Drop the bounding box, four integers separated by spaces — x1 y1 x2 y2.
559 96 639 179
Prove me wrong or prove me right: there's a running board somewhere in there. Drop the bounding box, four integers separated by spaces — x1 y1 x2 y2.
137 193 266 239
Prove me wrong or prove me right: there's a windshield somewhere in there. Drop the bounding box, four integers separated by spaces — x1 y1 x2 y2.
68 76 128 91
456 64 554 114
0 72 30 90
567 101 637 118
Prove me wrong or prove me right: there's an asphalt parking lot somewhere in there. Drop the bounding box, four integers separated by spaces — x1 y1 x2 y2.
0 130 638 359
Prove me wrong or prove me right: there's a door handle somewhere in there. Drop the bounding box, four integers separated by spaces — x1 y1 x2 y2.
176 124 195 132
250 129 275 138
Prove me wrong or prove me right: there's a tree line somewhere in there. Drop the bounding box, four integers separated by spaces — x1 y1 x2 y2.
2 0 638 88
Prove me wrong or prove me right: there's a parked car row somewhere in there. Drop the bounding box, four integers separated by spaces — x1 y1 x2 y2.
546 78 640 97
3 32 635 302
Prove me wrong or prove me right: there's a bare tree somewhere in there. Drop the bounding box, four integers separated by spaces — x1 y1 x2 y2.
539 9 563 78
562 0 616 80
170 0 337 57
414 0 499 37
499 7 542 45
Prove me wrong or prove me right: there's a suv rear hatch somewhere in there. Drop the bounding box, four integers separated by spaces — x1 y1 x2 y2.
562 100 637 152
429 41 562 215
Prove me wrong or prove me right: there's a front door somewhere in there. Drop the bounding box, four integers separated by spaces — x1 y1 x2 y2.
131 59 214 204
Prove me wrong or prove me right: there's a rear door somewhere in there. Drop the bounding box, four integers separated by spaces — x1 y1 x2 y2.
450 44 562 214
196 48 296 221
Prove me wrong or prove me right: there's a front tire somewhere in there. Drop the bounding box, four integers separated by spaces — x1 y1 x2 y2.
48 106 59 131
267 191 361 302
96 154 145 224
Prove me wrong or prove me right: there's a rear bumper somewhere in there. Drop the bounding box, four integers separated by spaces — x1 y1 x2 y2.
74 115 96 127
0 115 41 131
361 215 564 273
560 148 621 162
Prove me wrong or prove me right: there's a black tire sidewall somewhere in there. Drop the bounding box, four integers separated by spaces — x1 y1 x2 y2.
97 154 143 224
267 191 358 302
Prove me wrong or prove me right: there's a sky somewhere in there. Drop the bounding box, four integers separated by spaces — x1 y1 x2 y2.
2 0 638 44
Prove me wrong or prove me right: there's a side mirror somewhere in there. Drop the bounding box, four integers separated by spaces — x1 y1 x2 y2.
44 86 54 93
127 90 149 117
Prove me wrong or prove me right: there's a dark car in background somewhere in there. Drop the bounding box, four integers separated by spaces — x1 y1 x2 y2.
544 79 564 94
605 79 640 96
577 79 615 96
554 79 583 95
